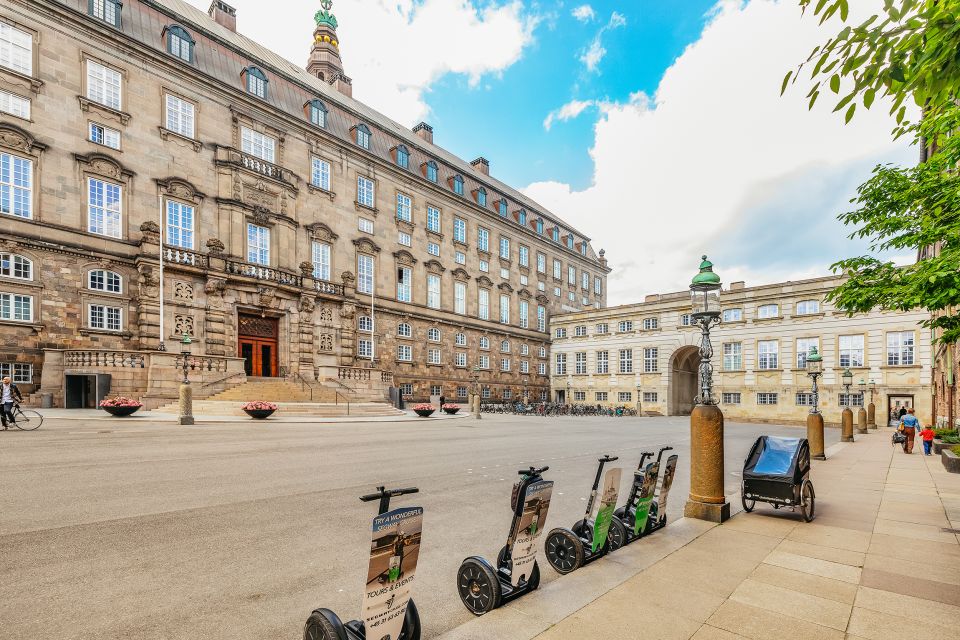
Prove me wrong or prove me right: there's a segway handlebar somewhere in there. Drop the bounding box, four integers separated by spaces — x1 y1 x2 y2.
655 446 674 464
360 486 420 502
598 455 619 463
518 466 549 476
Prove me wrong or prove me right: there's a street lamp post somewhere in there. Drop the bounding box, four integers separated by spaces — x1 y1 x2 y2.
566 379 571 405
471 365 481 420
806 346 826 460
867 379 877 429
636 384 642 416
178 333 194 426
841 367 854 442
856 379 868 434
684 256 729 523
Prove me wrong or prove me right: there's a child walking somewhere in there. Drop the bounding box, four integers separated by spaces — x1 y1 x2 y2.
919 425 936 456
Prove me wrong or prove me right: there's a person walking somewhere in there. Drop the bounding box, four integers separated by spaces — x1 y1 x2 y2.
898 406 907 421
1 376 23 429
899 408 920 454
919 425 936 456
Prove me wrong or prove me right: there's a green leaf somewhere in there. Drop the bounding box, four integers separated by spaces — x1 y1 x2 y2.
781 70 793 95
845 102 856 123
830 73 841 93
864 88 876 109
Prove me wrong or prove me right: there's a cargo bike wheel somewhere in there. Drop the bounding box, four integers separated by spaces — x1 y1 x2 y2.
799 480 815 522
740 484 755 513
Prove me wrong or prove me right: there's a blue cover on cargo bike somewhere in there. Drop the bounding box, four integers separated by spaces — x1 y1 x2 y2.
742 436 810 504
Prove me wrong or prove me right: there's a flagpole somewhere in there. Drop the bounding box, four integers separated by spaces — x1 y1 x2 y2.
157 193 166 351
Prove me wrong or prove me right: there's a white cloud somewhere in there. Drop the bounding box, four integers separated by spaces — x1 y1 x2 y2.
544 99 597 130
572 5 596 23
525 0 917 305
579 11 627 73
186 0 536 126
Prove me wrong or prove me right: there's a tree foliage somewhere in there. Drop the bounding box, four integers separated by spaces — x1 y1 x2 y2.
785 0 960 344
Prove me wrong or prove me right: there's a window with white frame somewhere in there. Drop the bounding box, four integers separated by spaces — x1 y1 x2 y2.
455 332 466 346
555 352 567 375
618 392 632 403
246 223 269 265
757 304 779 319
643 317 659 330
479 354 490 370
680 314 692 326
618 320 633 332
88 269 121 293
619 349 633 373
240 127 275 162
427 274 441 309
165 94 195 138
311 157 331 190
582 272 589 290
555 327 567 338
355 124 371 149
887 332 915 365
537 305 546 332
501 358 511 372
478 289 490 320
574 352 586 374
596 350 609 374
164 25 194 62
398 232 411 247
357 339 372 358
452 175 464 196
568 291 575 302
453 218 466 244
573 390 586 402
757 340 779 370
307 99 327 128
245 66 267 98
595 391 608 401
428 348 441 365
643 392 658 403
400 383 413 396
553 259 562 280
643 347 658 372
520 344 529 356
89 122 120 149
723 342 742 371
396 192 412 222
477 227 489 252
757 392 778 405
397 344 412 361
722 308 742 322
796 300 820 315
519 299 529 329
499 237 510 260
359 218 374 234
357 254 374 294
357 175 375 208
88 303 121 331
568 265 575 285
454 282 466 315
537 253 546 273
479 336 490 350
574 325 586 337
839 393 865 407
538 362 547 375
455 251 465 265
795 392 815 406
0 362 31 384
428 242 440 257
397 267 412 302
479 260 489 273
595 323 608 334
520 360 529 373
456 352 467 367
796 337 819 369
87 178 122 238
838 335 864 368
0 253 31 280
165 200 194 249
0 292 31 322
481 387 491 398
426 206 440 233
86 60 122 110
0 22 33 76
397 322 412 338
0 152 32 219
499 295 510 324
89 0 122 26
519 245 529 267
539 345 546 358
358 315 373 332
457 386 468 399
0 90 30 119
722 392 741 405
312 241 330 281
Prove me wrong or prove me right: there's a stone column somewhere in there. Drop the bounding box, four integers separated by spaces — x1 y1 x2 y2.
684 404 730 523
867 402 876 429
841 407 854 442
807 412 826 460
178 382 194 426
857 407 868 434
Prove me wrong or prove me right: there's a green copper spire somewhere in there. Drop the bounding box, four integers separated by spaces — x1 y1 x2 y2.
315 0 338 30
691 255 721 286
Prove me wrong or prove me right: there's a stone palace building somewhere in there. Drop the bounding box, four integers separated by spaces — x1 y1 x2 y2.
550 275 932 426
0 0 608 407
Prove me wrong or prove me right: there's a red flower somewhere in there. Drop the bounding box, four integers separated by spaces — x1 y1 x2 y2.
242 401 278 411
413 403 435 411
99 396 143 408
442 403 460 409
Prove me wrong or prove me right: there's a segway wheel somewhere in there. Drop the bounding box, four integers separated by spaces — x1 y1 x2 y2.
401 599 422 640
457 557 502 615
528 560 540 590
304 608 348 640
800 480 815 522
545 528 583 574
606 516 627 551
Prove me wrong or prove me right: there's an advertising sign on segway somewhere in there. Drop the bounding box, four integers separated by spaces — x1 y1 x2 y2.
363 506 424 640
631 462 658 536
656 455 678 525
607 446 676 551
509 479 553 586
591 467 622 554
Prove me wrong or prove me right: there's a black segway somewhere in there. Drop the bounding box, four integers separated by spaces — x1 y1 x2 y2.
305 486 423 640
544 455 624 574
457 466 553 615
607 446 674 550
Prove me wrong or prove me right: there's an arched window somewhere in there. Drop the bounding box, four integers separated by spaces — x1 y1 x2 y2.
165 25 195 63
358 315 373 331
479 336 490 349
501 340 510 353
498 199 508 217
396 145 409 169
552 227 560 242
536 218 544 234
397 322 412 337
517 208 527 226
452 175 464 196
355 124 371 149
427 327 441 342
89 0 122 27
455 332 466 346
0 254 32 280
306 99 327 127
425 161 438 183
244 66 268 98
88 269 122 293
476 187 487 206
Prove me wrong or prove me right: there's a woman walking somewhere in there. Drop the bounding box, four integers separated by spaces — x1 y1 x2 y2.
899 408 920 454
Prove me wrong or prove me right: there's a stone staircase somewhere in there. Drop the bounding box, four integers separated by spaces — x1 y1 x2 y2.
154 377 402 417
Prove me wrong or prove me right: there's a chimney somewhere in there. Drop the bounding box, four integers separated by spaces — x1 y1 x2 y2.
471 157 490 175
209 1 237 32
413 122 433 144
332 72 352 98
730 281 745 290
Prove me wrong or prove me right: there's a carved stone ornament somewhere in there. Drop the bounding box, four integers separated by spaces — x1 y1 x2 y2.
318 333 334 352
175 314 195 336
341 271 356 286
206 238 225 254
174 281 194 300
318 306 334 323
393 250 417 266
518 288 532 299
298 295 316 314
306 222 338 243
452 268 470 282
258 287 276 309
498 282 514 293
476 275 493 287
299 261 314 276
535 293 550 305
352 238 381 254
204 277 226 295
424 259 445 274
0 123 47 155
158 177 204 202
137 264 160 299
140 220 160 235
250 206 271 226
340 301 356 320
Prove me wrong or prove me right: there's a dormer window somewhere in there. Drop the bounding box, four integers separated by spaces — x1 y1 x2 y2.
244 66 267 98
552 227 560 242
476 187 487 206
165 25 194 63
536 219 544 234
90 0 122 27
396 145 409 169
354 124 371 149
567 235 574 250
517 209 527 226
498 200 507 217
452 175 464 196
425 161 438 182
306 99 327 127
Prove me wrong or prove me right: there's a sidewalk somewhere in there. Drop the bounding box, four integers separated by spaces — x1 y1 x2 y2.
439 428 960 640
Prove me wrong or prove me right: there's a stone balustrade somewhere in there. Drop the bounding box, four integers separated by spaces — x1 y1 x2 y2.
64 350 146 368
225 260 303 287
164 246 207 268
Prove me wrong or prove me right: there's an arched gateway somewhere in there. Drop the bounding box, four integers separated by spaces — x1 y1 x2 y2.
669 345 699 416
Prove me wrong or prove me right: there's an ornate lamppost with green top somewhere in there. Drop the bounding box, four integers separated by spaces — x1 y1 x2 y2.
857 378 869 434
178 333 194 426
805 346 826 460
841 367 854 442
471 365 481 420
683 256 729 523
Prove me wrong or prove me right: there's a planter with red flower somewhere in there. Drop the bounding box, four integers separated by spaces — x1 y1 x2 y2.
242 401 278 420
413 403 435 418
441 403 461 415
99 396 143 417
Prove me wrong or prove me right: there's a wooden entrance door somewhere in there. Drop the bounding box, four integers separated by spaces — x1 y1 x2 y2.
238 315 279 377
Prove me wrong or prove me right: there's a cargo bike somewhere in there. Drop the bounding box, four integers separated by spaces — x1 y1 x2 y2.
740 436 815 522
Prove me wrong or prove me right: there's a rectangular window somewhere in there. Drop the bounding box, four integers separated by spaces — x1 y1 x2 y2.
457 386 468 399
454 281 466 315
477 227 489 252
520 360 529 374
757 340 779 370
165 200 194 249
839 335 864 368
0 22 33 76
582 272 589 290
397 267 412 302
358 218 374 234
519 299 529 329
555 328 567 338
453 218 466 244
87 178 122 238
537 253 546 273
519 245 529 267
481 387 491 398
396 192 412 222
89 303 121 331
500 267 510 280
722 342 742 371
0 90 29 119
0 292 32 321
312 241 331 281
537 305 546 332
538 362 547 376
0 362 32 384
499 237 510 260
594 276 602 296
595 323 608 334
501 358 511 372
619 349 633 374
427 274 441 309
643 347 658 372
553 259 562 280
86 60 121 110
397 345 412 362
478 288 489 320
680 314 692 326
618 392 633 403
568 265 575 285
0 152 33 219
311 157 331 190
618 320 633 332
722 392 741 405
643 392 658 403
839 393 865 407
428 349 441 365
757 392 778 405
499 294 510 324
426 206 440 233
575 352 587 374
796 300 820 315
398 232 411 247
573 391 586 402
89 122 120 149
240 127 275 163
246 223 269 265
357 339 372 358
722 308 742 322
555 353 567 375
90 0 121 26
455 251 465 265
757 304 779 319
795 392 815 406
595 351 609 374
357 176 375 208
427 242 440 257
643 317 659 330
887 331 915 366
479 355 490 370
358 316 373 332
400 383 413 396
595 391 608 402
479 260 489 273
165 94 195 138
796 337 818 369
574 325 586 337
357 254 374 294
456 352 467 367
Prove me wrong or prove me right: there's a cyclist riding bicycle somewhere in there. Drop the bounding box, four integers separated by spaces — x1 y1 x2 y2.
1 376 24 429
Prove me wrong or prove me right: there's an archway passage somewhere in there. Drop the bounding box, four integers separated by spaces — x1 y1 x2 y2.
670 346 699 416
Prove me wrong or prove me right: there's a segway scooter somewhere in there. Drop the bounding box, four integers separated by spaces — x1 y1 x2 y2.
457 466 553 615
544 455 624 574
607 446 675 550
304 486 423 640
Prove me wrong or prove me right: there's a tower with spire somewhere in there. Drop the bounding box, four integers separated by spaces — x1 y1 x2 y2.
307 0 352 96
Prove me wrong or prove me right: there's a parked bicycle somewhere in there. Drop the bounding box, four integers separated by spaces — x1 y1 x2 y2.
2 403 43 431
479 403 638 417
